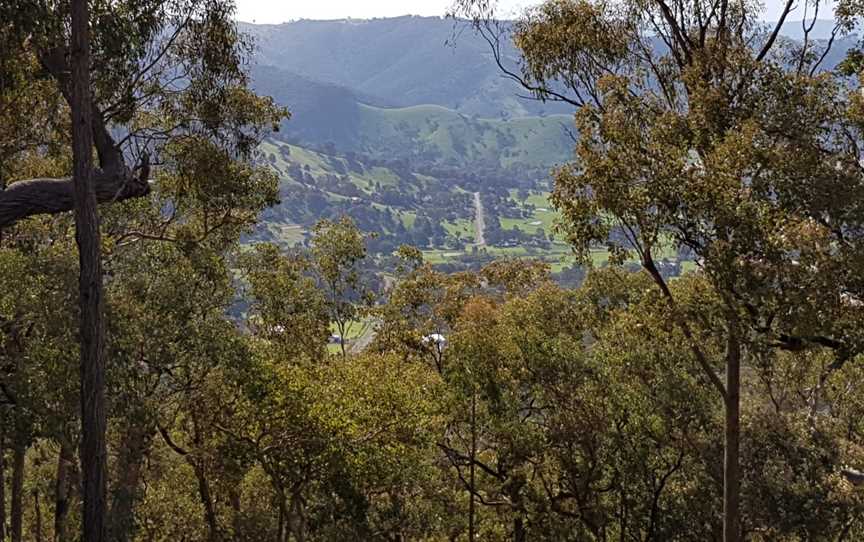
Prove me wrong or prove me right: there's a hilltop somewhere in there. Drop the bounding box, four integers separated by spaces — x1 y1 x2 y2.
244 15 858 271
242 16 572 118
243 16 857 117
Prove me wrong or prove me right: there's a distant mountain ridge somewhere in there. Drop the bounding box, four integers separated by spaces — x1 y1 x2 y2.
246 16 857 168
241 16 571 119
778 18 860 40
249 65 363 146
243 16 858 119
243 15 862 253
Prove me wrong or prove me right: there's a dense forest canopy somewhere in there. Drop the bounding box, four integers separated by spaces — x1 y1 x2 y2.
2 0 864 540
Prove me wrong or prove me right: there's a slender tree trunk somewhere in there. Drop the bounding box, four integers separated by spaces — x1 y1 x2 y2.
511 483 527 542
71 0 107 541
468 391 476 542
513 518 526 542
0 425 6 542
34 488 43 542
54 440 74 542
723 320 741 542
229 486 242 538
277 498 285 542
108 425 152 542
338 320 347 358
288 492 306 542
193 462 219 542
509 476 526 542
646 260 741 539
10 439 25 542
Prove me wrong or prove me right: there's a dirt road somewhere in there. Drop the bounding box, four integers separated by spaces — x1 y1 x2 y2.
473 191 486 246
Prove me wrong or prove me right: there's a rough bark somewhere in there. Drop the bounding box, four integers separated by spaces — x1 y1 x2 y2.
54 440 74 542
723 318 742 542
108 425 153 542
10 439 25 542
0 32 152 232
71 1 107 540
0 169 150 229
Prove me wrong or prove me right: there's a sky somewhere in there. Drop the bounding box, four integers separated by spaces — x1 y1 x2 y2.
236 0 555 23
234 0 835 24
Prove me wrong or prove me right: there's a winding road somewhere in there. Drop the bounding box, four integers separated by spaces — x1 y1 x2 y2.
473 191 486 247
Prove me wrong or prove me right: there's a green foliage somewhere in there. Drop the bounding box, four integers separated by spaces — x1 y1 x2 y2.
8 1 864 541
311 217 373 355
240 243 329 362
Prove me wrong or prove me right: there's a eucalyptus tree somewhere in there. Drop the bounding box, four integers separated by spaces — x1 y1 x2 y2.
372 247 484 375
240 243 330 363
0 0 284 537
454 0 864 538
310 217 373 357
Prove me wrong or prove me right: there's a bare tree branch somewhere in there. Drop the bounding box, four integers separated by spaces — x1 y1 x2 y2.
0 160 150 229
756 0 795 61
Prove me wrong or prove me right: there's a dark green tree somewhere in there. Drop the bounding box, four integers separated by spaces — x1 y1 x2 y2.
454 0 864 537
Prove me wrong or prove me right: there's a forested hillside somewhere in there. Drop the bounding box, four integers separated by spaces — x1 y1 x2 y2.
248 60 578 269
246 15 860 276
4 0 864 541
241 16 574 118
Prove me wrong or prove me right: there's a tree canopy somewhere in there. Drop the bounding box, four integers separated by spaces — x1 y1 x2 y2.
4 0 864 540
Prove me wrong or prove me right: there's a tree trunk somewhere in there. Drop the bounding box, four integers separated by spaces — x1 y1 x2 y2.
71 1 108 541
228 486 242 539
54 440 74 542
193 462 219 542
513 518 526 542
288 492 306 542
277 498 285 542
723 320 742 542
509 476 526 542
10 439 25 542
468 392 476 542
108 425 152 542
0 425 6 542
34 488 43 542
0 170 150 229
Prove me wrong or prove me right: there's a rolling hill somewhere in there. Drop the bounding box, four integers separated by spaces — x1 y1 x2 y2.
251 65 575 172
242 16 572 118
243 16 859 118
244 15 859 272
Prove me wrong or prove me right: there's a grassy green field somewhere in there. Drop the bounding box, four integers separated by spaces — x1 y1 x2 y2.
257 142 694 278
261 140 405 195
355 104 573 169
260 222 306 246
443 218 475 240
326 319 374 354
505 190 560 234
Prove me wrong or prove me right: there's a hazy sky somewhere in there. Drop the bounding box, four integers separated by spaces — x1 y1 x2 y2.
235 1 529 23
234 0 835 24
